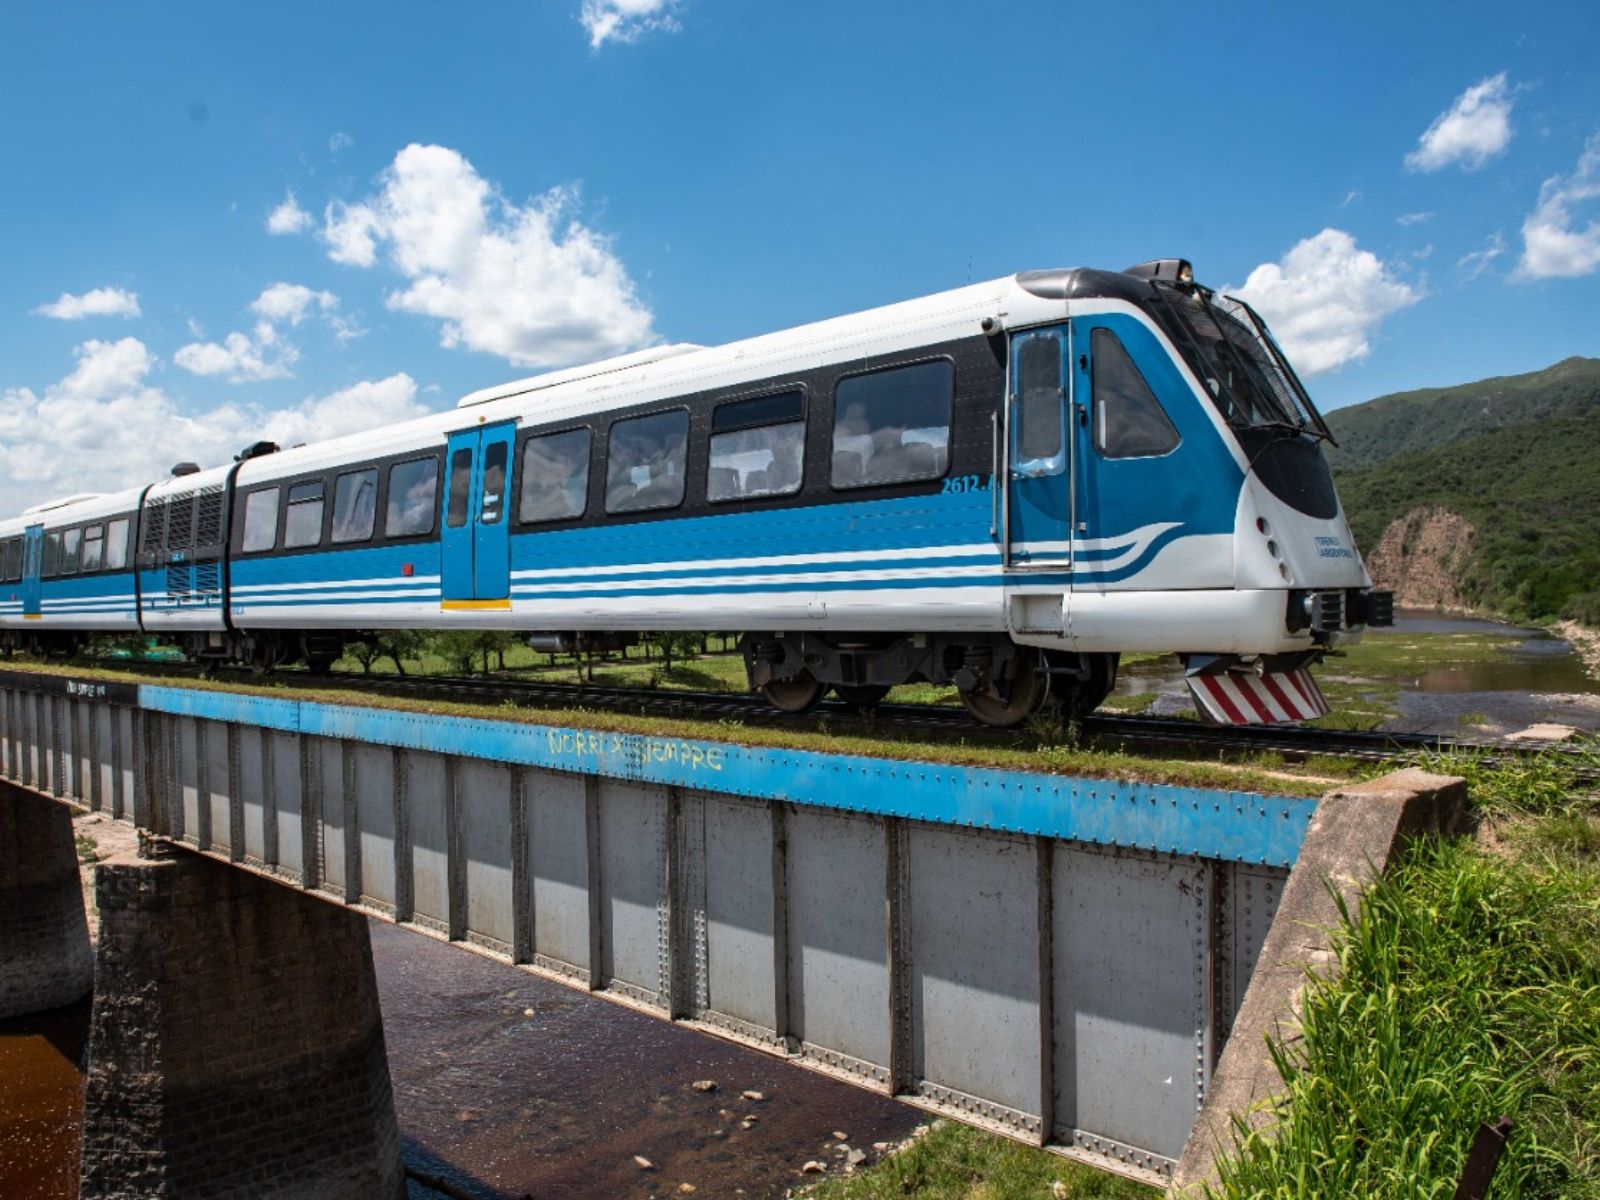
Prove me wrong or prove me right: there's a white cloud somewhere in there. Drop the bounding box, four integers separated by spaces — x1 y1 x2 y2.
0 339 432 514
1405 72 1515 172
1230 228 1421 376
318 143 654 368
1458 232 1506 281
32 287 141 320
1341 190 1362 208
174 321 298 382
580 0 681 49
1396 211 1435 226
257 373 425 447
329 131 354 154
1513 136 1600 280
250 282 338 325
266 191 314 236
323 200 381 267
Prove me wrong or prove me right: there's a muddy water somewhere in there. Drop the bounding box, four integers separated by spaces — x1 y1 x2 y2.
0 997 89 1200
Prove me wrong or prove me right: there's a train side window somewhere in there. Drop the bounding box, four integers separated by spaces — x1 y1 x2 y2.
284 481 325 549
447 449 473 528
831 360 952 489
42 531 60 578
708 390 805 503
241 489 280 553
479 443 508 525
385 458 439 538
518 429 591 523
606 410 689 514
105 519 130 571
1016 335 1065 471
80 525 105 573
60 528 82 575
1 538 17 582
331 469 379 543
1091 328 1180 459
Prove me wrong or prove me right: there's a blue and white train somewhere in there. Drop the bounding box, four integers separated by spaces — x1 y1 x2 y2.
0 260 1391 726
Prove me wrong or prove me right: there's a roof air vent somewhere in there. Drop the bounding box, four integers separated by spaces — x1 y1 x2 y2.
236 441 281 462
171 462 201 477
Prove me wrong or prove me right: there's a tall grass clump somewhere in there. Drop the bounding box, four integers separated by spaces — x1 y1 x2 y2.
1211 839 1600 1199
1412 742 1597 821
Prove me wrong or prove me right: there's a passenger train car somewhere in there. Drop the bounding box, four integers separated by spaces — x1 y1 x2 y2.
0 259 1391 726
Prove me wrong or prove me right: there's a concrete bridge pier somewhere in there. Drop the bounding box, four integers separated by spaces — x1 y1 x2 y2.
79 843 406 1200
0 783 93 1017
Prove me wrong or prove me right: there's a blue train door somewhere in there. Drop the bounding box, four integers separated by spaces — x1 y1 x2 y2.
21 525 43 617
441 422 517 605
1004 326 1075 567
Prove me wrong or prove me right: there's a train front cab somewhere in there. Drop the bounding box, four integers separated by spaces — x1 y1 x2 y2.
999 263 1390 725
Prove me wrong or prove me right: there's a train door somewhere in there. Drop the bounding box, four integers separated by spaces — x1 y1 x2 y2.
441 422 517 605
1004 326 1075 567
1068 314 1187 580
21 525 42 618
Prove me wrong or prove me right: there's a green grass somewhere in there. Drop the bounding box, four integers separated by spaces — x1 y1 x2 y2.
799 1120 1154 1200
1209 753 1600 1200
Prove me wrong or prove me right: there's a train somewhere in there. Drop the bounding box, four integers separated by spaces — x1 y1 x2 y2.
0 258 1391 726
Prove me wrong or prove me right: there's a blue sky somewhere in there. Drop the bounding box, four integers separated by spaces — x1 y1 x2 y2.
1 1 1597 509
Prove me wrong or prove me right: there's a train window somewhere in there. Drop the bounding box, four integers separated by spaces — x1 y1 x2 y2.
831 360 952 489
42 531 60 578
1016 335 1064 467
518 429 590 524
105 519 130 571
241 489 279 553
284 481 325 549
81 525 105 573
331 469 379 543
1 539 17 582
708 391 806 504
479 443 508 525
1091 329 1180 459
447 449 472 528
606 410 688 514
60 528 81 576
386 458 439 538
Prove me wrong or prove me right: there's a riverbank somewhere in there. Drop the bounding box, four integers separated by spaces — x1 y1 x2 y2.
1555 620 1600 681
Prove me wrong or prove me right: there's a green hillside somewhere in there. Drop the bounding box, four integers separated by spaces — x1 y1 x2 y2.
1323 356 1600 472
1333 407 1600 623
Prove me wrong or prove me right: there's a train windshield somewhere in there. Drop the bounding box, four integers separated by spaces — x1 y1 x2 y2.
1151 282 1332 441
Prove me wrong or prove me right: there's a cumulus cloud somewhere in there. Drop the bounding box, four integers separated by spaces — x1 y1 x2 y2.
1406 73 1515 172
1458 232 1507 281
1513 136 1600 280
266 191 314 236
174 322 298 382
32 287 142 320
250 282 338 325
0 339 430 513
1230 229 1421 376
580 0 682 49
318 143 654 367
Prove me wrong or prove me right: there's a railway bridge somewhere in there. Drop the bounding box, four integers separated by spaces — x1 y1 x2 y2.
0 668 1462 1198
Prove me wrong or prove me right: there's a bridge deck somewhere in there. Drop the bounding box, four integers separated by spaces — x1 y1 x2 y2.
0 669 1306 1183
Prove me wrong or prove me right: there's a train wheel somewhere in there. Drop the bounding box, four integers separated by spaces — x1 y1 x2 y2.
960 650 1046 728
834 683 891 710
761 673 825 713
1048 652 1120 718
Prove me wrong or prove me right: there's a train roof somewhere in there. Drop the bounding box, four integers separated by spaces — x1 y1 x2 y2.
10 266 1176 512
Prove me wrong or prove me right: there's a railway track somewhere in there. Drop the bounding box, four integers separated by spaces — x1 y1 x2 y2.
75 655 1595 774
